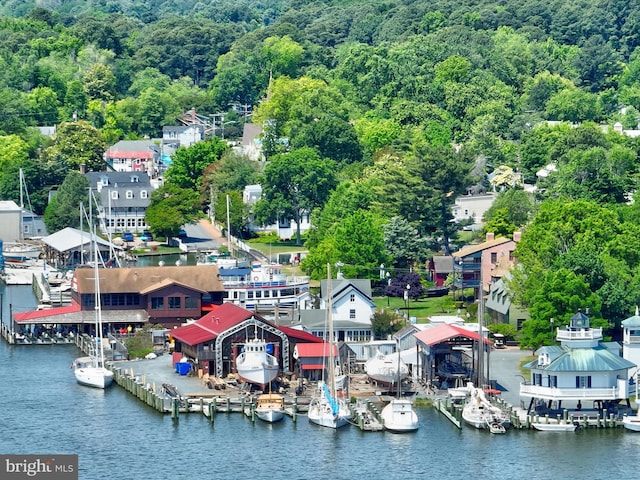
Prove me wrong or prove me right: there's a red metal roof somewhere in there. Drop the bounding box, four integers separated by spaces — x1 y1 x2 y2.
13 303 81 321
278 325 322 343
414 324 491 346
295 342 337 358
170 303 260 346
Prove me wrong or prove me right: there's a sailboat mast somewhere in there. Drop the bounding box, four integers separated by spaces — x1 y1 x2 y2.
327 263 335 397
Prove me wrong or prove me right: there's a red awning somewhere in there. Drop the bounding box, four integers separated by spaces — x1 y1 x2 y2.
301 364 325 370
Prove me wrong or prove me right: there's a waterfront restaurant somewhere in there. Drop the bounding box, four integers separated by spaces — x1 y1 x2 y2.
11 265 225 337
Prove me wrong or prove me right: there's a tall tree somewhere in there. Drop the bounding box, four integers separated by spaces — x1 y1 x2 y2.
43 171 90 231
254 148 337 246
164 137 229 191
145 184 201 238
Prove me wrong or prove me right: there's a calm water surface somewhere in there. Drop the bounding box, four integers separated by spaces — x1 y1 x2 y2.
0 284 637 480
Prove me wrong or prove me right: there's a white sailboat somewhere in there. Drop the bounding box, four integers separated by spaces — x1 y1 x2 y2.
380 340 419 433
73 203 114 389
308 263 351 429
364 349 409 387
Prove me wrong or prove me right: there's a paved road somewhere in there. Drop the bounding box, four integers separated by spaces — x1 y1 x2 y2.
489 347 532 407
179 221 223 252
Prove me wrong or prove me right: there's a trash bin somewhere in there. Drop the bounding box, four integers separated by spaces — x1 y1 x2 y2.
176 362 191 375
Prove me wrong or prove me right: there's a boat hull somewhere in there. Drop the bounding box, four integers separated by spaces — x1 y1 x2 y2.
74 366 114 389
255 393 285 423
381 399 419 433
236 364 279 389
532 422 577 432
308 400 351 429
623 416 640 431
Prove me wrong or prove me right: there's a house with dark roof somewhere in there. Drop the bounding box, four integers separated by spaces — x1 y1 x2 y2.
298 278 375 343
428 256 454 287
170 302 322 379
85 171 153 235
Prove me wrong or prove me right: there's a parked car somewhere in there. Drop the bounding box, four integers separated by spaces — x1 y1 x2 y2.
178 229 187 238
140 231 153 242
122 232 134 242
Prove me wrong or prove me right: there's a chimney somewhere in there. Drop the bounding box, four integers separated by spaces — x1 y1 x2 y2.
486 232 495 242
513 231 522 242
79 163 86 174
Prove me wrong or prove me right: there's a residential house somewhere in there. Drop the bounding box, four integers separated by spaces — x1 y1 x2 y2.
243 184 311 240
485 274 530 331
451 192 497 226
521 309 635 413
621 308 640 377
235 123 263 161
298 278 375 343
21 208 48 238
162 125 204 149
0 200 23 242
452 232 520 300
170 302 321 378
86 171 153 235
427 256 454 287
105 140 159 174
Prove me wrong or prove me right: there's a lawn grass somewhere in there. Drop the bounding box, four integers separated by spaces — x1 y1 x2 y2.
373 294 460 323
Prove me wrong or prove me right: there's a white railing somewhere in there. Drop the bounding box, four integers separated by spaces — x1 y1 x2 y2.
520 384 620 400
556 328 602 341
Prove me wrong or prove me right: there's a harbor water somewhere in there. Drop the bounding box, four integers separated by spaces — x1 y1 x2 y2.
1 283 639 479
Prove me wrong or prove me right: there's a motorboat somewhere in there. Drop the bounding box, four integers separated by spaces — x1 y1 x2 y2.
381 398 419 433
2 242 41 262
364 350 409 388
532 421 577 432
462 384 509 430
622 414 640 432
380 338 419 433
255 393 285 423
236 335 279 390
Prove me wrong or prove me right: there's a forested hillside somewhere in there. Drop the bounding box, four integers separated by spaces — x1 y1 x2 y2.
3 0 640 346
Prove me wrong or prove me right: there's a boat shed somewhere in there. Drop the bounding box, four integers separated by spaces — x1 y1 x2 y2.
41 227 121 269
414 324 492 389
170 303 322 380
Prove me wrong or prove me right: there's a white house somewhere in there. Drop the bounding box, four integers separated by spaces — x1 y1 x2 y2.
0 200 22 242
162 125 204 148
520 310 635 412
242 184 311 240
451 192 497 225
621 307 640 376
298 278 375 343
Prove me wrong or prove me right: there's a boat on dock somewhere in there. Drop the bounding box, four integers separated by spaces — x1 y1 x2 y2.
364 350 409 388
235 330 280 390
255 392 285 423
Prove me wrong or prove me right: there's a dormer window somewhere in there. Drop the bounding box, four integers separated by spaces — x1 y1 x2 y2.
130 175 139 183
100 176 109 186
141 190 148 199
111 190 118 200
126 190 133 199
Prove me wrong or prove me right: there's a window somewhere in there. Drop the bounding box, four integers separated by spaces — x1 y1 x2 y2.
533 373 542 386
349 309 356 319
185 296 198 309
169 297 181 309
350 294 355 302
130 175 139 183
491 252 497 264
151 297 164 310
141 190 148 199
126 190 133 199
549 375 558 388
576 376 592 388
111 190 118 200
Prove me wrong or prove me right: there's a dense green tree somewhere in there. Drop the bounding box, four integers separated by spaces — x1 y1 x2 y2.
145 184 201 238
483 189 535 230
213 190 248 238
254 148 337 246
164 138 229 191
383 216 431 269
43 171 90 231
41 121 106 171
